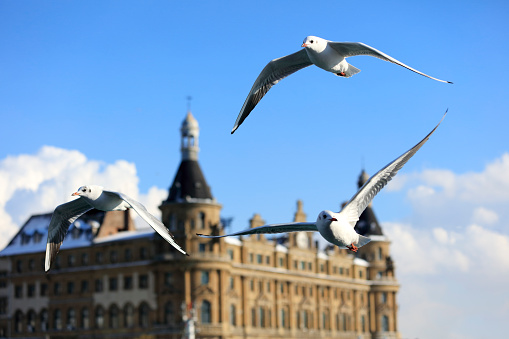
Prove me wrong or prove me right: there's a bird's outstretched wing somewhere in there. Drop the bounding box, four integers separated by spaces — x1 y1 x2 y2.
328 41 452 84
197 222 317 238
45 198 93 272
232 49 313 133
340 110 447 227
109 191 188 256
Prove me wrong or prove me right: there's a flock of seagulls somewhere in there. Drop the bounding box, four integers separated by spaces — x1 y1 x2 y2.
45 36 451 272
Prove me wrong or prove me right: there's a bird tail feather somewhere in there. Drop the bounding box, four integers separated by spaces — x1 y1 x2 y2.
344 63 361 78
357 235 371 248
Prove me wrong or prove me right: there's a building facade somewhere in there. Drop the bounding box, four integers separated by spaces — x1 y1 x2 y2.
0 112 399 339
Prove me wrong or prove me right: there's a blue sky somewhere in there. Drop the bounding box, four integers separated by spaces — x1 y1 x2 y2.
1 1 509 338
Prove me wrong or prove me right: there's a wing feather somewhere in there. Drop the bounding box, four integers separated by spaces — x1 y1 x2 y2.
341 111 447 227
111 191 188 256
45 198 93 271
197 222 317 238
328 42 452 84
232 49 312 133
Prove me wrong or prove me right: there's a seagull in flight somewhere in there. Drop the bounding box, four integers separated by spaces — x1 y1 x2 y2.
45 185 188 271
231 35 452 133
206 111 447 252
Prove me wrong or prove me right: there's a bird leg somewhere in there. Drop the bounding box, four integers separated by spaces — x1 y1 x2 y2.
347 243 358 252
336 72 346 77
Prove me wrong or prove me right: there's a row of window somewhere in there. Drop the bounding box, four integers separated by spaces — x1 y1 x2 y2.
12 302 161 334
14 275 150 299
14 247 151 273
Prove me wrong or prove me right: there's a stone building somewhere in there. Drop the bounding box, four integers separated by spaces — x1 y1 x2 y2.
0 112 400 338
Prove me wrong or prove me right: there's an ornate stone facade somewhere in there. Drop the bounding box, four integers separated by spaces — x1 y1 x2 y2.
0 112 399 338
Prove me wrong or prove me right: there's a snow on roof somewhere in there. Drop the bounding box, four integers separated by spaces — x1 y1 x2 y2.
224 237 242 246
317 251 329 260
353 257 370 267
93 228 155 244
275 244 288 253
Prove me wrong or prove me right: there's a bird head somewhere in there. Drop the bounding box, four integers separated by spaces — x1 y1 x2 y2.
72 185 103 200
316 210 338 225
301 36 326 52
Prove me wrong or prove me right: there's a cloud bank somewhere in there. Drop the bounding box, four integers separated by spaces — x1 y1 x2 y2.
0 146 167 249
384 153 509 339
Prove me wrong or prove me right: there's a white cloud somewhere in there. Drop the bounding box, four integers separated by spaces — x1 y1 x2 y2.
0 146 167 249
382 153 509 339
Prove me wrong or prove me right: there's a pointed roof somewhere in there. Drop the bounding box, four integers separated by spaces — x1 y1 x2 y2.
353 169 384 236
163 111 214 203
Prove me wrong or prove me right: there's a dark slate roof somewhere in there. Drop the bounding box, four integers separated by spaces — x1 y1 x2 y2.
164 160 213 202
353 169 384 236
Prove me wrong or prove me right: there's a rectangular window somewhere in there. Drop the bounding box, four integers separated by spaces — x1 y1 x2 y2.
67 281 75 294
279 257 284 267
109 278 117 291
256 254 262 264
124 276 133 290
139 274 149 289
27 284 35 298
15 285 22 298
40 283 48 296
265 256 270 264
227 249 234 260
164 273 173 288
201 271 209 285
95 279 103 292
81 280 89 293
199 243 206 252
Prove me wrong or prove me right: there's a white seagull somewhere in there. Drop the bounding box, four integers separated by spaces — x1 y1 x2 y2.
204 111 447 252
45 185 188 272
231 35 452 133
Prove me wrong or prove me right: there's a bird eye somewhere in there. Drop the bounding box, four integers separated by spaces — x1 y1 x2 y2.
310 40 314 43
323 214 326 219
88 188 91 193
82 188 86 192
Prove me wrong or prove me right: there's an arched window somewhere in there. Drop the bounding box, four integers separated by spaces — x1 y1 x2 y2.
230 304 236 326
14 310 23 333
139 303 150 328
361 315 366 332
382 315 389 332
67 308 76 330
109 305 119 328
124 304 134 328
95 306 104 329
54 309 62 330
201 300 211 324
40 309 48 331
164 302 174 325
27 309 36 332
81 308 89 329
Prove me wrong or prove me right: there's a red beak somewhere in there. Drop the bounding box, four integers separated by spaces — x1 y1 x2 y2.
71 192 79 196
330 217 338 222
301 43 307 47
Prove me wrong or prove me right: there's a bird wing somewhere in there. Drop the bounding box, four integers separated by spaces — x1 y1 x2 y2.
232 49 313 133
340 110 447 227
197 222 317 238
328 41 452 84
108 191 188 256
45 198 93 271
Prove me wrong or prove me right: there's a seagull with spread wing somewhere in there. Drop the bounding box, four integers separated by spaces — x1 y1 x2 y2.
232 35 452 133
205 111 447 252
45 185 188 272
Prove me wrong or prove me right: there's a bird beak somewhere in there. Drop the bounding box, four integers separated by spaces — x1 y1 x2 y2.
301 43 307 47
71 192 79 196
330 217 338 222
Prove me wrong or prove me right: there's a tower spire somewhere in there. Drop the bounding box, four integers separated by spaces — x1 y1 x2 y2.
180 111 199 161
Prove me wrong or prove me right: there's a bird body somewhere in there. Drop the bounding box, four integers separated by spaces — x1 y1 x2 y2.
231 36 451 133
45 185 188 272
